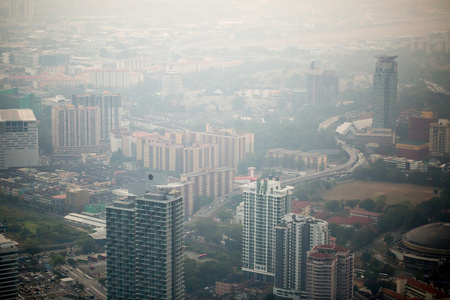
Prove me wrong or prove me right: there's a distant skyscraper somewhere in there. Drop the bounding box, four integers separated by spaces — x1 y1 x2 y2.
162 71 182 99
71 94 121 141
429 119 450 158
306 63 339 106
373 55 398 129
305 245 354 300
0 234 19 300
51 104 102 154
242 178 294 283
106 189 184 300
0 109 38 169
274 214 330 300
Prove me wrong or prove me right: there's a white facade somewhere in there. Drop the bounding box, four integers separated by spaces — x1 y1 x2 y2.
0 109 39 169
274 214 330 300
242 179 294 283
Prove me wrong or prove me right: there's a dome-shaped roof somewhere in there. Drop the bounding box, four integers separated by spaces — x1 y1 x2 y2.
402 222 450 255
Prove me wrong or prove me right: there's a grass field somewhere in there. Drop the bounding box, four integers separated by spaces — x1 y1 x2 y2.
317 180 438 206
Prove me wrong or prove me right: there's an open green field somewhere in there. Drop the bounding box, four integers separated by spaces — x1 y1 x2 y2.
317 180 437 205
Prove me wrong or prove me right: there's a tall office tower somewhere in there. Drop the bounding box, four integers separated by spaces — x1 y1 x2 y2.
162 71 183 99
191 125 254 169
409 111 437 141
0 88 41 118
0 109 38 169
373 55 399 129
65 188 89 213
71 94 121 141
242 178 294 283
0 234 19 300
180 167 235 204
274 215 330 300
429 119 450 158
305 245 354 300
306 63 339 107
106 189 184 300
52 105 101 154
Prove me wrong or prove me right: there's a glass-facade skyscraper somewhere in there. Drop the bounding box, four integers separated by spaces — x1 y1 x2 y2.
373 55 398 129
106 189 184 299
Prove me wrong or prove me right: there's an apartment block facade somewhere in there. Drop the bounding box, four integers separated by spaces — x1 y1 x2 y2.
51 104 102 154
0 234 18 300
274 215 330 300
242 178 294 283
429 119 450 158
305 245 354 300
106 189 184 299
71 93 121 141
180 167 234 203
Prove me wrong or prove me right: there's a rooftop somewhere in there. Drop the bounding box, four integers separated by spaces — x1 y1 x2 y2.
0 109 36 121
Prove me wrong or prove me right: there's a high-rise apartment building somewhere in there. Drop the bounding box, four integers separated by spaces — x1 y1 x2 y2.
306 63 339 106
162 71 183 99
429 119 450 158
52 104 102 154
191 125 254 169
71 94 121 141
305 245 354 300
242 178 294 283
181 168 234 205
274 215 330 300
0 109 39 169
106 189 184 300
0 234 19 300
373 55 398 129
182 143 218 173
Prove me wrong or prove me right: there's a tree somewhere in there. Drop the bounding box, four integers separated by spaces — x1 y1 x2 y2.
324 200 341 212
23 241 41 256
51 254 66 268
216 208 233 222
77 236 95 254
360 198 377 212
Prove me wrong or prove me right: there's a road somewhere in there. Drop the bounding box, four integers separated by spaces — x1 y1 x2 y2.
62 266 107 300
281 139 360 187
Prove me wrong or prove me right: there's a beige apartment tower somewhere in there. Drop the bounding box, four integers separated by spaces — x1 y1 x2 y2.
52 105 101 153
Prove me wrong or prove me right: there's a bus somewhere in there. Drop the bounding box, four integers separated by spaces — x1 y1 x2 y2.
77 258 88 264
378 273 389 279
87 256 98 262
197 254 208 259
98 254 107 260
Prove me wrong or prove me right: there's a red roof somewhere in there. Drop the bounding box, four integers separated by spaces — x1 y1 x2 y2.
52 194 66 199
292 200 310 209
313 211 330 220
405 278 450 298
381 288 409 300
309 252 333 259
350 209 381 217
